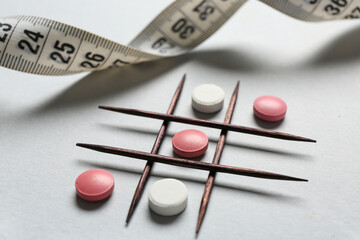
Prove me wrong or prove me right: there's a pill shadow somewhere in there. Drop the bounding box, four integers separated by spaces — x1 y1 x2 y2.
192 108 222 120
253 115 284 129
148 208 184 225
75 193 110 211
172 151 207 162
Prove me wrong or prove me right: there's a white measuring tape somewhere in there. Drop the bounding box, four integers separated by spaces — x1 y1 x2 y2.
0 0 358 76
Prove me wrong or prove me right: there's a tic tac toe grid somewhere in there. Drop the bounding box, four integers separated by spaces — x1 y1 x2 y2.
77 74 314 233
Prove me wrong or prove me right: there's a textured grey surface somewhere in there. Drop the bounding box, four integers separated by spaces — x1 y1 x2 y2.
1 0 360 239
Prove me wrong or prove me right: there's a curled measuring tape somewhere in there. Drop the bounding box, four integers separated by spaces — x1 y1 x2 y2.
0 0 358 76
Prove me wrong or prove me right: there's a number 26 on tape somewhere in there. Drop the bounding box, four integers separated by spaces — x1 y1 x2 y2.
80 52 105 68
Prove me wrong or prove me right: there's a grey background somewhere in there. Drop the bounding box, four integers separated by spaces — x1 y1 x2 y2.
1 0 360 239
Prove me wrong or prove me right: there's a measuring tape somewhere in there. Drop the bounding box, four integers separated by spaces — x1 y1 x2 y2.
0 0 358 76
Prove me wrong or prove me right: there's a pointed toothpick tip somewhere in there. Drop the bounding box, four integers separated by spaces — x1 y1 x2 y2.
291 177 308 182
302 137 317 143
234 82 240 93
196 224 201 234
76 143 97 150
178 74 186 87
98 105 114 111
125 220 130 227
196 208 205 233
299 179 308 182
286 134 316 143
126 205 136 224
228 81 240 101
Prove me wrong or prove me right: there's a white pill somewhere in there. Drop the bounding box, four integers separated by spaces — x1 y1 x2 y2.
148 178 188 216
192 84 225 113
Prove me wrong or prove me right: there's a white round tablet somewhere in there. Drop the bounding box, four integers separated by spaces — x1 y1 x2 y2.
192 84 225 113
148 178 188 216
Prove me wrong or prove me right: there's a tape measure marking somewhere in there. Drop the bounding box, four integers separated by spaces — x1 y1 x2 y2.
0 0 358 76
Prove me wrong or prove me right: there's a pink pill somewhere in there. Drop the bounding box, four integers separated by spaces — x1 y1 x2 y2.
75 169 114 201
253 95 287 122
172 129 208 158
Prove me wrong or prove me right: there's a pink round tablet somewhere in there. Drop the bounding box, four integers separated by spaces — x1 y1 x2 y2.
75 169 114 201
253 95 287 122
172 129 208 158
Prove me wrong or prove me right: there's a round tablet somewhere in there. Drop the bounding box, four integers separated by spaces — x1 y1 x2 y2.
172 129 208 158
192 84 225 113
253 95 287 122
148 178 188 216
75 169 114 201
